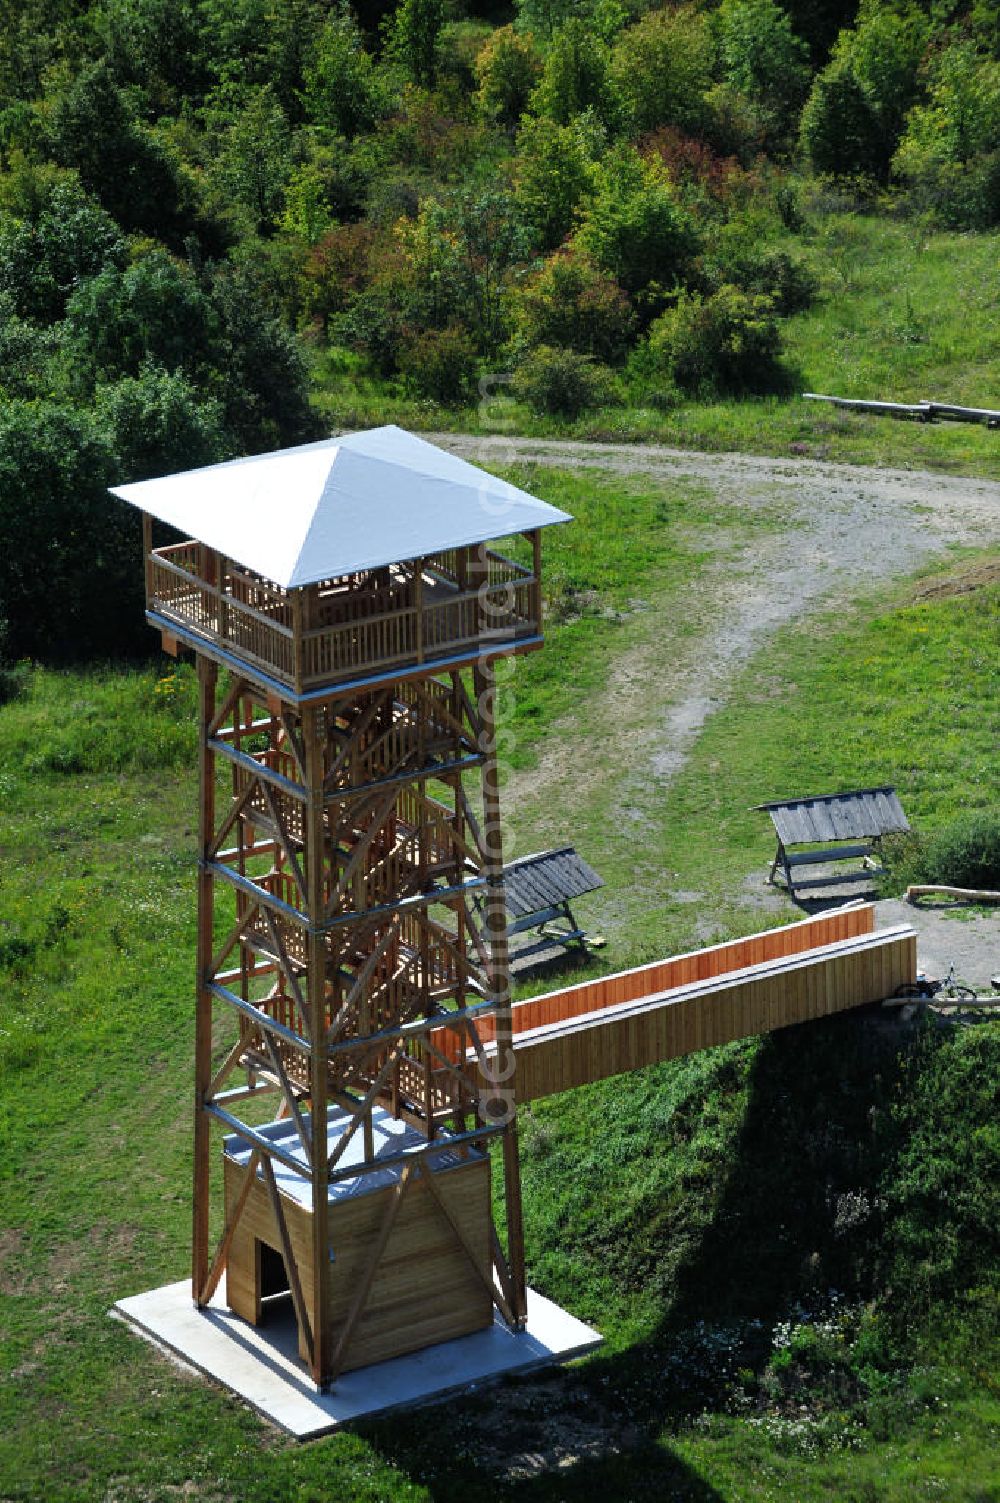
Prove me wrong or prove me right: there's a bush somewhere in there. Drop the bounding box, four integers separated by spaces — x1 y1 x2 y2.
514 249 633 363
475 26 541 131
0 402 144 661
573 145 698 308
645 284 785 396
885 812 1000 893
700 216 816 313
610 7 713 137
512 344 616 418
398 324 478 405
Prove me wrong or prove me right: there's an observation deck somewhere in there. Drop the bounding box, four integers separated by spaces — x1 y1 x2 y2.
112 425 570 700
145 539 541 697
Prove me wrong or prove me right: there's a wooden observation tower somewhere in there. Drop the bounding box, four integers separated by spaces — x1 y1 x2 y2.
112 427 571 1388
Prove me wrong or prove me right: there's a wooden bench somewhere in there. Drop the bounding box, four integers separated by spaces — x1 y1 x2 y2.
752 787 910 901
476 846 604 956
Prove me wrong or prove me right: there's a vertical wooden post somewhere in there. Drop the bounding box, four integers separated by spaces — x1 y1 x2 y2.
142 512 153 608
293 587 305 697
414 558 424 664
474 649 528 1328
531 529 542 634
303 702 332 1385
193 656 218 1303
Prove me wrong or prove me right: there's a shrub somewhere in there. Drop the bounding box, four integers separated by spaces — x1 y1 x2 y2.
512 343 616 418
530 19 623 133
610 7 713 136
700 216 816 313
645 284 784 396
573 145 699 307
514 249 633 363
885 812 1000 893
398 324 478 405
475 25 541 131
513 115 598 252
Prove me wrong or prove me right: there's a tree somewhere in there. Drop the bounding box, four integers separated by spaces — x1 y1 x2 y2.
96 367 228 483
0 292 63 398
610 7 713 137
387 0 445 88
0 172 126 323
43 60 187 242
799 58 882 177
303 6 391 140
206 264 321 451
396 190 534 349
714 0 811 148
475 25 541 131
893 41 1000 226
65 251 217 384
213 85 292 235
513 248 633 362
0 401 142 661
573 146 698 307
530 20 623 133
513 115 598 251
89 0 209 113
800 3 930 179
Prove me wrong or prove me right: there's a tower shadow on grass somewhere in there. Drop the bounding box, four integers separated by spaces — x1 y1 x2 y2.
360 1010 916 1500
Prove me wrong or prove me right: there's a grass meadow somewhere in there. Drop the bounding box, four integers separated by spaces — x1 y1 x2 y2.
1 464 998 1500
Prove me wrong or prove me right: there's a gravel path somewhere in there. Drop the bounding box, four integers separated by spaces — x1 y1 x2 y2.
433 435 1000 980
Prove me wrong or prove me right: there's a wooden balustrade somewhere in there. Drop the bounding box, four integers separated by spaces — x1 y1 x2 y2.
148 542 540 694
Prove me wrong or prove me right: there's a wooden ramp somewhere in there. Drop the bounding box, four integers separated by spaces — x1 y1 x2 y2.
439 905 916 1103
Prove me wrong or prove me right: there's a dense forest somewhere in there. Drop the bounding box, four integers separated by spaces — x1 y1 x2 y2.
1 0 999 660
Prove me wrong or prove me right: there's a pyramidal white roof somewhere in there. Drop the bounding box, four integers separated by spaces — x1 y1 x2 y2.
111 425 571 589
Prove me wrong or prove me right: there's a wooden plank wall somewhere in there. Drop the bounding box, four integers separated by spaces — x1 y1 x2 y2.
223 1156 493 1372
511 926 916 1102
456 905 876 1056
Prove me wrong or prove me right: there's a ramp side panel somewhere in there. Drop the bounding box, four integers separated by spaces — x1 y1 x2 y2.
512 930 916 1102
472 904 876 1050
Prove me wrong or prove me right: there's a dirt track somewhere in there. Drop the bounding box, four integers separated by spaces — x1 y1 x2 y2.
433 435 1000 983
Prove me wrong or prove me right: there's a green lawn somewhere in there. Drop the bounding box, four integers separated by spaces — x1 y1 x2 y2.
1 465 998 1500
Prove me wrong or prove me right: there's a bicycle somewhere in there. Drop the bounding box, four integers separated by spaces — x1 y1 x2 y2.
891 962 979 1005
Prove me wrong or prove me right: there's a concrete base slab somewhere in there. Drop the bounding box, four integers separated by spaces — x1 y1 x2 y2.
113 1281 601 1439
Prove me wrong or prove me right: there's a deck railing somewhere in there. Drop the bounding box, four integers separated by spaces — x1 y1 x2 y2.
148 541 539 693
